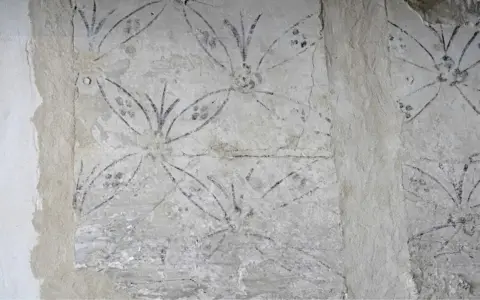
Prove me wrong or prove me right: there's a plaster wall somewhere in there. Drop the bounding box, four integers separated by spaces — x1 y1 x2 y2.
2 0 479 299
0 0 41 298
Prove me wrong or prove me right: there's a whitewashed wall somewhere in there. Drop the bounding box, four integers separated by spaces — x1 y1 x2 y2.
0 0 41 298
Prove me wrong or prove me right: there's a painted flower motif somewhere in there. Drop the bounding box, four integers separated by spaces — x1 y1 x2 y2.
403 153 480 263
73 152 144 216
74 0 167 90
389 20 480 122
166 161 344 298
182 2 324 121
73 78 232 217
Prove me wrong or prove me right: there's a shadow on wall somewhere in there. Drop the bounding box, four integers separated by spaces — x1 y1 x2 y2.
405 0 480 25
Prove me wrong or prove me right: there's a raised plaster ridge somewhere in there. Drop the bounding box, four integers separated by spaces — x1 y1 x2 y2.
28 0 122 298
323 0 417 298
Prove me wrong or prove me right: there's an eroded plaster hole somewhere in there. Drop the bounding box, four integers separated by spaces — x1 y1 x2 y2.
83 76 92 85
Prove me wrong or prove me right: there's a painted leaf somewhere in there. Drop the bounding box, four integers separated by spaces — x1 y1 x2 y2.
258 160 328 210
455 29 480 73
403 161 480 261
96 0 167 56
160 161 229 223
75 152 143 217
396 79 442 122
183 5 233 72
254 13 320 72
164 88 231 144
453 33 480 116
403 163 460 211
97 78 153 136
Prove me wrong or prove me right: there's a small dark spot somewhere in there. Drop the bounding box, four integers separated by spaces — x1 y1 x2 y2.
105 173 112 179
437 74 448 82
193 105 199 111
112 182 120 187
115 97 124 106
200 112 208 120
125 45 136 55
150 12 154 16
301 41 307 48
115 172 123 179
192 112 199 120
291 39 299 46
125 100 133 108
325 117 331 123
399 102 404 108
300 178 307 187
120 109 127 116
405 105 413 111
184 207 188 212
292 28 299 35
128 111 135 118
389 35 394 41
405 113 411 119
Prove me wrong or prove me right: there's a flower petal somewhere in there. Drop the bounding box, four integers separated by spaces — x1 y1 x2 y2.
396 80 441 122
388 21 440 69
165 88 231 144
183 5 233 72
456 30 480 72
255 13 320 72
160 161 229 223
256 159 334 211
95 1 167 58
403 163 459 209
74 152 143 217
97 78 154 136
455 83 480 116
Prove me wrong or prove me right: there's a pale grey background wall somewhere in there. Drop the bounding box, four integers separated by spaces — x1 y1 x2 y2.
0 0 41 298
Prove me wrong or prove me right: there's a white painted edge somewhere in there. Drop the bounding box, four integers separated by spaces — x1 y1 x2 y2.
0 0 42 298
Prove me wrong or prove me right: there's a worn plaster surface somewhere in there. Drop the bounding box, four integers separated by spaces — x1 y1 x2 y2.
71 0 345 299
323 0 415 298
389 0 480 298
27 0 480 299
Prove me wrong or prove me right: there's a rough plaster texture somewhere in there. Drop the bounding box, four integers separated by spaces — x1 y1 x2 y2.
71 0 345 298
30 0 123 298
26 0 480 299
323 0 416 298
389 0 480 297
